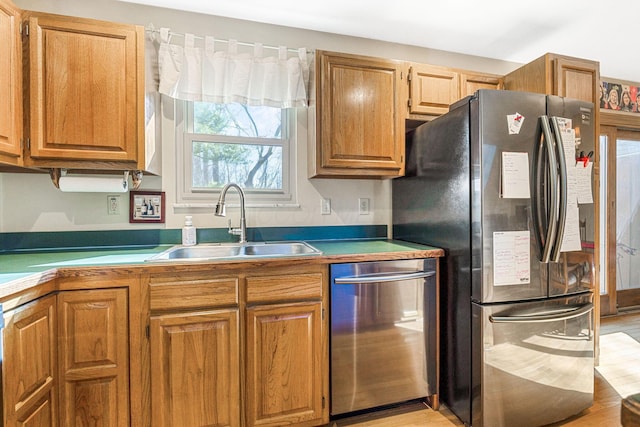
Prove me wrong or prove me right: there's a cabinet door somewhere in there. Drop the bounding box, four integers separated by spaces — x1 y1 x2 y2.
408 63 459 117
314 51 405 178
150 309 241 427
3 294 57 427
459 72 503 97
553 56 599 104
57 289 129 427
246 302 324 427
24 13 144 168
0 0 22 166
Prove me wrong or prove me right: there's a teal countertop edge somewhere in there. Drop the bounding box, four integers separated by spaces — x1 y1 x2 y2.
0 225 387 253
0 238 442 287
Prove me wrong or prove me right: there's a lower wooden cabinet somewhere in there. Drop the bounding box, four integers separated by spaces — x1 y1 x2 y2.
246 302 324 427
150 309 241 427
57 289 129 427
2 288 129 427
2 294 58 426
148 265 328 427
2 266 328 427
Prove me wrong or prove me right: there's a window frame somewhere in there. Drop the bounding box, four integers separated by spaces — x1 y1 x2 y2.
175 100 297 207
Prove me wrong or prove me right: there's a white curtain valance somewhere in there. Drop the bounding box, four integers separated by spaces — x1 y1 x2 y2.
156 28 310 109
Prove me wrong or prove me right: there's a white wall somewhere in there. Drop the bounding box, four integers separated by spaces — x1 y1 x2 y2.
2 0 521 233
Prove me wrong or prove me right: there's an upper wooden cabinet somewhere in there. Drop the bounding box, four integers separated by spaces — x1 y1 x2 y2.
22 12 145 170
0 0 23 166
310 50 406 178
460 71 504 97
407 64 459 117
503 53 599 104
407 63 503 119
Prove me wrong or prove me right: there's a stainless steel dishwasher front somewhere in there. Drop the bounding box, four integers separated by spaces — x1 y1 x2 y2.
330 258 438 416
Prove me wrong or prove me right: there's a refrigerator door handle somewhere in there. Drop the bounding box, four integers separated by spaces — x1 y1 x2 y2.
333 271 436 284
538 116 559 263
531 124 545 260
489 302 593 323
549 116 569 262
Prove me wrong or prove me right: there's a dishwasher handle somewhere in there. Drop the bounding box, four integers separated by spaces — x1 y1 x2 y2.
333 270 435 284
489 303 593 324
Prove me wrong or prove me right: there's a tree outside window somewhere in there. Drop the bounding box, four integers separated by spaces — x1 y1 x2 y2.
190 102 285 191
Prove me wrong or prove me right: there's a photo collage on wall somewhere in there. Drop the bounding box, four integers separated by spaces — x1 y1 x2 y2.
600 80 640 112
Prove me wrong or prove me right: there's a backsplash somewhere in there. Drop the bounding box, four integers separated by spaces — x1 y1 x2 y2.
0 225 387 253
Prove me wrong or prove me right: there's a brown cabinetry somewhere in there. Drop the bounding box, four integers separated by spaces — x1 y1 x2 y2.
407 63 503 119
2 287 130 427
2 294 58 426
0 0 23 167
503 53 599 103
23 12 145 170
460 71 504 97
0 0 150 172
407 64 459 117
57 289 129 426
151 309 240 427
310 50 406 178
245 270 326 427
148 266 328 427
149 275 241 427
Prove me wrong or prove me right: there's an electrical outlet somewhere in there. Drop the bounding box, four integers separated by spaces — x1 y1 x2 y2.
107 195 120 215
321 198 331 215
358 198 370 215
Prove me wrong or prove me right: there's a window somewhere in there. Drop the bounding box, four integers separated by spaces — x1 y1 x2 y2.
176 101 297 206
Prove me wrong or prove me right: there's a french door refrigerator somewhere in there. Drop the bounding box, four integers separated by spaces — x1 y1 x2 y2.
392 90 596 427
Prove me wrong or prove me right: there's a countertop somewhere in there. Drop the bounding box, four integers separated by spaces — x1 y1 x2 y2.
0 239 443 302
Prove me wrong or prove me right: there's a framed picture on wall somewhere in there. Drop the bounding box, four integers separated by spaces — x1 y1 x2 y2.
129 191 165 223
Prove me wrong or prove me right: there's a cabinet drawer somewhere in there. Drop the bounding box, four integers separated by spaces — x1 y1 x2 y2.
150 277 239 311
247 273 323 303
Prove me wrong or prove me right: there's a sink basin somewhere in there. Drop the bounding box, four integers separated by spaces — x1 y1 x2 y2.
151 245 243 260
242 242 319 256
146 241 322 262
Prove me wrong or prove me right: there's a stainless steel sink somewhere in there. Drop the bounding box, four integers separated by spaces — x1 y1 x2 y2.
242 242 320 256
145 241 322 262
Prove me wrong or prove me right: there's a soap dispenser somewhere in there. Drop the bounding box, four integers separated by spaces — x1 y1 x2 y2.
182 215 197 246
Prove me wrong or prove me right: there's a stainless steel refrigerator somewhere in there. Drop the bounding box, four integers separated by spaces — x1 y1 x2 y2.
392 90 596 427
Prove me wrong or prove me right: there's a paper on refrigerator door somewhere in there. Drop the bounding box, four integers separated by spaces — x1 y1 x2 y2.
575 162 594 204
493 231 531 286
500 152 531 199
560 201 583 252
555 117 584 251
555 119 578 205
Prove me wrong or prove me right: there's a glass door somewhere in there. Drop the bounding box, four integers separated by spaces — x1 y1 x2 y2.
601 127 640 314
615 130 640 309
600 129 613 315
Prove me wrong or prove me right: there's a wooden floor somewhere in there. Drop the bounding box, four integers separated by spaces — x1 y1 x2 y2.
332 311 640 427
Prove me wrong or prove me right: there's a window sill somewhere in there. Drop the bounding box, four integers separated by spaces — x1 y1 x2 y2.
173 203 301 209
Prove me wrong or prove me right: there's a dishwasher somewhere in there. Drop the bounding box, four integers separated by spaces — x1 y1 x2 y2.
330 258 438 417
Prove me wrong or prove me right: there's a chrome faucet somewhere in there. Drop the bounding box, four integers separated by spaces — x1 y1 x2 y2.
214 183 247 243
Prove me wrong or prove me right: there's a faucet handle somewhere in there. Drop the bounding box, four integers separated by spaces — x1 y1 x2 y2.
227 219 242 237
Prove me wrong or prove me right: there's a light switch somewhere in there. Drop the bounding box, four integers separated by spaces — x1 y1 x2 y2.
107 195 120 215
358 198 370 215
321 198 331 215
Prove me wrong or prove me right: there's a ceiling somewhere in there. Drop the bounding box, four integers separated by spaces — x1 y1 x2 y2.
121 0 638 82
